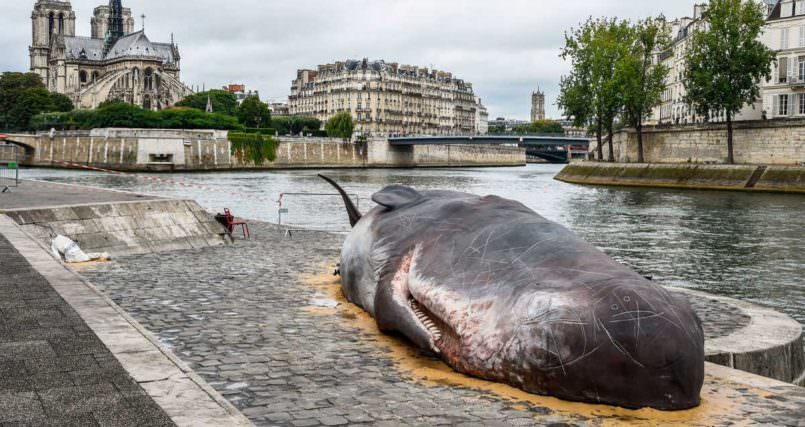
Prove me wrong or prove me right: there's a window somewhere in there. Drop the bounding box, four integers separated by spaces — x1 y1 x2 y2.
144 68 153 90
779 94 789 116
800 57 805 82
779 57 789 83
79 70 87 84
782 27 790 50
800 94 805 115
800 26 805 47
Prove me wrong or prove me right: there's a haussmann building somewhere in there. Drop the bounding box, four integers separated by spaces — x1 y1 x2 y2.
288 59 486 137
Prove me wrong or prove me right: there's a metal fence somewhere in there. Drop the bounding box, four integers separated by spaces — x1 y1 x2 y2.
277 192 361 236
0 145 20 192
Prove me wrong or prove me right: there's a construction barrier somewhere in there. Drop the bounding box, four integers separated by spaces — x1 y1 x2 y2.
1 145 20 192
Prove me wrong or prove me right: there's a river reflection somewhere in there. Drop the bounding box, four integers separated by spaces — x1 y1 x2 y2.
21 164 805 325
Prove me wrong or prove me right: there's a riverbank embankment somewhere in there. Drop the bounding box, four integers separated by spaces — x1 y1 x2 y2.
4 129 525 171
1 181 803 424
0 184 251 426
555 162 805 193
0 180 230 256
79 221 805 425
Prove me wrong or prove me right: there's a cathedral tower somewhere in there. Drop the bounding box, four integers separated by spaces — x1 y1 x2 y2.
30 0 75 84
104 0 125 53
531 89 545 122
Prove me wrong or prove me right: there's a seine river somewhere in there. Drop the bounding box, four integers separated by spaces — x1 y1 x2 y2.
22 164 805 325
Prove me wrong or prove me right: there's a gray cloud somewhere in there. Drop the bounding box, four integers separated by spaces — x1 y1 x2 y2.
1 0 698 119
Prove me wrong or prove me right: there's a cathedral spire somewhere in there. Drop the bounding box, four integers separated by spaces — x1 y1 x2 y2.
105 0 125 53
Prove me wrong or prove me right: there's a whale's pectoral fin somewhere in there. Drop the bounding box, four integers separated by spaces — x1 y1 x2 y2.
373 250 441 354
372 185 422 210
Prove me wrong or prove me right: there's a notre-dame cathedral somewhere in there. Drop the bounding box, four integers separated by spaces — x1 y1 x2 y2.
30 0 193 110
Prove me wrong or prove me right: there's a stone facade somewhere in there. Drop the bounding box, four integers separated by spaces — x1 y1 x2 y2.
600 120 805 165
29 0 192 110
649 4 762 125
531 89 545 122
288 59 484 136
762 0 805 119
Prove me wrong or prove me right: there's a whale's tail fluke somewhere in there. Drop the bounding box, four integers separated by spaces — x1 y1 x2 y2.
318 174 362 227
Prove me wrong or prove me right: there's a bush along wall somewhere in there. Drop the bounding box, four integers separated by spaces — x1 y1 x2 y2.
229 132 279 165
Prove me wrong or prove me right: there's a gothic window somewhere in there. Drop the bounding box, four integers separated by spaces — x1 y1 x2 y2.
48 13 55 39
132 67 140 83
92 71 100 82
79 71 88 85
144 68 154 91
58 13 64 34
143 95 151 110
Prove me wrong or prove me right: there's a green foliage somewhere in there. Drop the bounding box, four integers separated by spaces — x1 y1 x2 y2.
272 115 322 135
559 18 633 161
236 96 272 128
228 132 279 165
512 120 565 135
50 93 75 113
241 127 277 135
31 103 240 131
176 90 239 116
620 16 671 162
683 0 775 163
0 72 74 131
325 112 355 141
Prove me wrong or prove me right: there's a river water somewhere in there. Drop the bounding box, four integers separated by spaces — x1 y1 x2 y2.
21 164 805 325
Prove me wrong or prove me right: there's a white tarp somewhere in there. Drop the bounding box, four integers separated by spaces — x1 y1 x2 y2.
51 235 109 263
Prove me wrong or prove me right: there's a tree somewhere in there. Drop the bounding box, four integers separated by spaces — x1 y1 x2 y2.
176 90 239 116
559 18 632 162
683 0 775 164
51 93 75 113
325 112 355 141
620 17 671 163
0 72 73 131
512 120 565 135
272 116 322 135
236 96 272 128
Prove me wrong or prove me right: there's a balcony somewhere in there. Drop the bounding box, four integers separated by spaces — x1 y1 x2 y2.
778 76 805 89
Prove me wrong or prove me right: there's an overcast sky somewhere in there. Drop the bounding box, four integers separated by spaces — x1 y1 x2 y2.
2 1 699 120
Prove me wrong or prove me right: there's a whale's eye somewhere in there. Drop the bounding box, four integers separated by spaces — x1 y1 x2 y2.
611 304 619 311
623 296 631 303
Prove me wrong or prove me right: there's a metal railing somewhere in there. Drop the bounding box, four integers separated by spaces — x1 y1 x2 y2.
0 145 20 192
277 192 361 237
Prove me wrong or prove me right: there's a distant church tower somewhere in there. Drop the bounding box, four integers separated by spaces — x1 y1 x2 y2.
30 0 76 84
531 89 545 122
104 0 125 53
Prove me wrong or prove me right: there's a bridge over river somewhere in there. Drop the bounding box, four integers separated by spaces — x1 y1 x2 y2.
389 135 591 163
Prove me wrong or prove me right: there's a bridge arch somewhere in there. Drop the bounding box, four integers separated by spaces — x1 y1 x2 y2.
1 136 37 161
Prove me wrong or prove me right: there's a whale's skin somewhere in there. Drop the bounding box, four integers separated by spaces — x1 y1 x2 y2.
339 185 705 411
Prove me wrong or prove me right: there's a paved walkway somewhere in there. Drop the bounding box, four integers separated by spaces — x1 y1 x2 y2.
0 233 174 427
0 180 158 211
80 222 805 426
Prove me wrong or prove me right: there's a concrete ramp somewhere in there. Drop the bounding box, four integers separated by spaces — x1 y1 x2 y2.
0 181 229 256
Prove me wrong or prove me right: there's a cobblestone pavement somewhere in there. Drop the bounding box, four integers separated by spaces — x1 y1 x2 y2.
0 234 174 427
81 222 805 426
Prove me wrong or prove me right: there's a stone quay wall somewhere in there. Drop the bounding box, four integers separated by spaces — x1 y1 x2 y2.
601 119 805 165
556 162 805 194
7 129 525 171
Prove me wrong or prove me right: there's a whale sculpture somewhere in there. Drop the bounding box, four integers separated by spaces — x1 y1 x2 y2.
320 175 705 410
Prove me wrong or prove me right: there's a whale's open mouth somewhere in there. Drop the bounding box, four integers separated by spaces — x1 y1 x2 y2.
409 297 442 342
